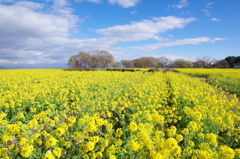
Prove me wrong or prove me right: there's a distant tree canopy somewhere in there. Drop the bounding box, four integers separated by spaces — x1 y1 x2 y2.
68 50 114 68
121 56 170 68
133 57 158 68
214 60 230 68
174 59 193 68
225 56 240 68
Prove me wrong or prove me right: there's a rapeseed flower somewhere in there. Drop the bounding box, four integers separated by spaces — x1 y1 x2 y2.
45 137 58 148
128 140 140 151
116 128 123 138
0 148 7 157
175 134 183 142
205 133 218 146
53 147 62 158
20 138 28 146
166 126 177 137
218 145 235 159
83 141 95 152
20 144 34 158
165 138 179 152
128 122 137 132
86 120 97 133
16 113 24 119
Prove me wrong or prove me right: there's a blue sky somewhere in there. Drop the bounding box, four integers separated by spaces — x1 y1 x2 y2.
0 0 239 68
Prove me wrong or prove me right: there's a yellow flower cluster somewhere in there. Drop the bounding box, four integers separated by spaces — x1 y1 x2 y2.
0 69 239 158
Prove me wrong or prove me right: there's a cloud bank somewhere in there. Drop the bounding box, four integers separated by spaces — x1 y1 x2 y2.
0 1 226 67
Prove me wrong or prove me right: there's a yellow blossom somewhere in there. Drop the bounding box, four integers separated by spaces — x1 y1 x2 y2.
53 147 62 158
116 128 123 138
83 141 95 152
0 148 7 157
20 144 34 158
128 140 140 151
165 138 179 152
218 145 235 159
43 151 55 159
16 113 24 119
175 134 183 142
45 137 58 148
128 122 138 132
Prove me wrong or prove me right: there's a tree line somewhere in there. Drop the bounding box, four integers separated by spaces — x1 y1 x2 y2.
68 51 240 68
68 50 114 68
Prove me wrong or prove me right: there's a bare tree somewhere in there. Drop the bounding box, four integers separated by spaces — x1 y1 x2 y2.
89 53 99 68
157 56 169 68
78 51 92 67
93 50 114 68
113 61 121 68
193 56 216 68
167 60 175 68
121 60 134 68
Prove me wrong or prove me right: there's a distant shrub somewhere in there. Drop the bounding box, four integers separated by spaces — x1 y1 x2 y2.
173 69 180 73
147 68 161 72
99 68 141 72
63 68 96 71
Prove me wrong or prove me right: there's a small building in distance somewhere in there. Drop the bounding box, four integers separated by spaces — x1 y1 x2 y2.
234 62 240 69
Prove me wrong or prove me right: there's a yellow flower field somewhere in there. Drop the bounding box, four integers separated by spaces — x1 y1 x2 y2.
0 69 239 159
174 68 240 96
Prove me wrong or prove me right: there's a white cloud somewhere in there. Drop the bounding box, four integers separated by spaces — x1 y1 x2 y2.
75 0 139 7
96 16 196 42
108 0 140 8
0 4 71 38
168 0 189 9
131 9 137 14
118 37 226 52
202 2 214 16
0 2 80 66
179 10 193 16
206 2 214 8
0 0 15 2
53 0 69 7
50 0 80 31
202 9 210 16
75 0 101 3
211 18 221 21
14 1 45 10
0 2 227 67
